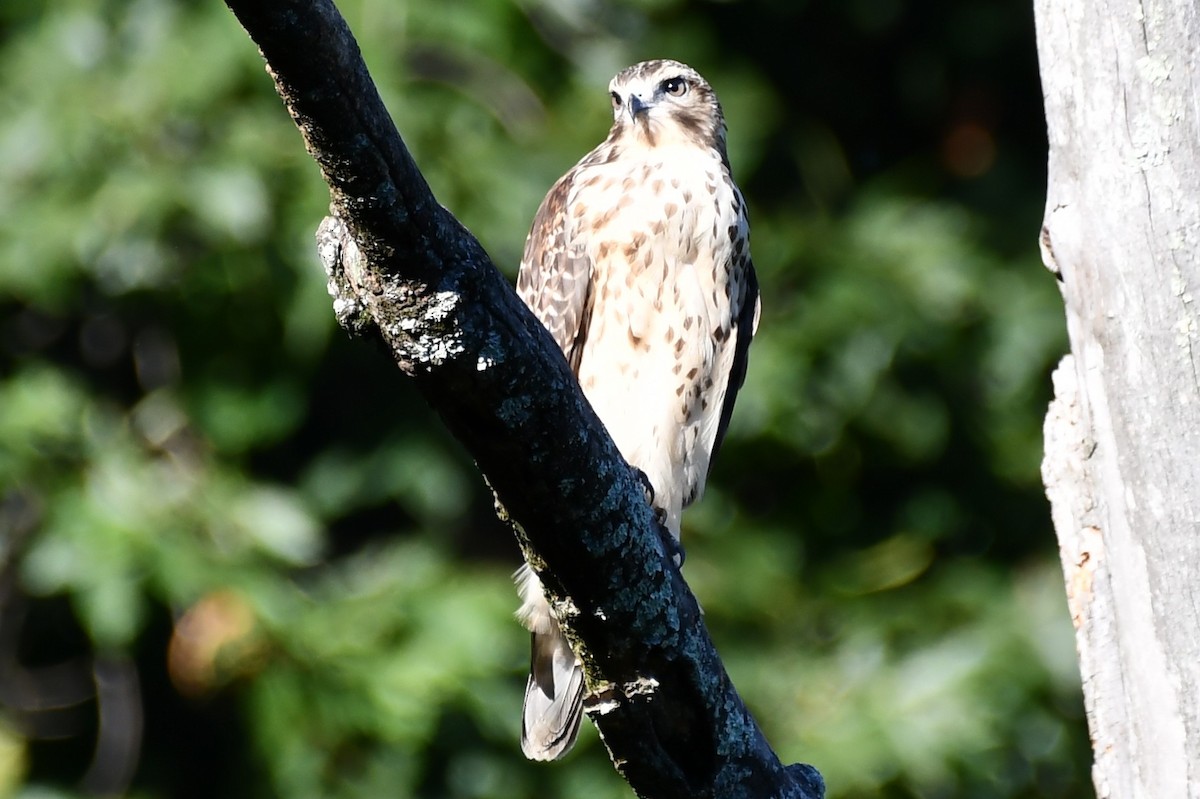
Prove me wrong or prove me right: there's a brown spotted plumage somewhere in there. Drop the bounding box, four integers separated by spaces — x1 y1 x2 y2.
513 59 759 762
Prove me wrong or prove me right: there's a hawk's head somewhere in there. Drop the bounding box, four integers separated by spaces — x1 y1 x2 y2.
606 60 727 156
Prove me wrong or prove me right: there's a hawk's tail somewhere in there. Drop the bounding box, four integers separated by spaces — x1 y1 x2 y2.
522 627 584 760
514 564 585 761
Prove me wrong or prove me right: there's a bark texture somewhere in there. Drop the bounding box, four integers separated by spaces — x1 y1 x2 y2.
224 1 824 797
1036 1 1200 796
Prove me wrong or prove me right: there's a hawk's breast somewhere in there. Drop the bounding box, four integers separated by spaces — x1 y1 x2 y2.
567 145 748 534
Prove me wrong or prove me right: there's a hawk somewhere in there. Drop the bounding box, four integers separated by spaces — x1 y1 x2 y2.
513 59 760 761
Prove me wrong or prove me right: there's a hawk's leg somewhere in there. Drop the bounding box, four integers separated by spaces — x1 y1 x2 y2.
633 467 656 508
632 467 686 570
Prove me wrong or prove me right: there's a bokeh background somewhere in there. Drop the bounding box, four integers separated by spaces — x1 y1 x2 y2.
0 0 1089 797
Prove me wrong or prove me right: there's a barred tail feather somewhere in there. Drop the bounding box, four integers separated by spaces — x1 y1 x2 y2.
521 628 584 761
514 564 585 760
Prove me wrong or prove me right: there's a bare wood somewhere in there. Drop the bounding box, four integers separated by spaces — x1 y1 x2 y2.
223 1 823 797
1036 0 1200 795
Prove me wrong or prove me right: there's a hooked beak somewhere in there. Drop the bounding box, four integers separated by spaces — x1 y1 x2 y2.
628 94 650 121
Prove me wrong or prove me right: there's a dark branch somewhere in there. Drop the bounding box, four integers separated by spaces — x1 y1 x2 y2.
224 2 823 797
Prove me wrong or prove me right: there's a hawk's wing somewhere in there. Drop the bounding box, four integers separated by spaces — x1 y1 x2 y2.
708 257 760 473
514 170 594 761
516 170 593 373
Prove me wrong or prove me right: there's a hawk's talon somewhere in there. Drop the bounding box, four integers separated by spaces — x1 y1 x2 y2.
632 468 683 569
656 519 686 570
633 468 656 507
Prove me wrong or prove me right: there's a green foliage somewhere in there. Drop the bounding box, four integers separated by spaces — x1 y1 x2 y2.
0 1 1086 798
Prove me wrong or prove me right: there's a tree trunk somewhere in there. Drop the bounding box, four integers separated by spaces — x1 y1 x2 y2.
1035 1 1200 796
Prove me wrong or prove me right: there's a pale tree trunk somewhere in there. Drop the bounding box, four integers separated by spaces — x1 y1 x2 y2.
1035 1 1200 797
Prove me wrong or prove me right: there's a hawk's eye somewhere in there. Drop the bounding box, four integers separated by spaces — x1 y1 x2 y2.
610 91 623 108
661 77 688 97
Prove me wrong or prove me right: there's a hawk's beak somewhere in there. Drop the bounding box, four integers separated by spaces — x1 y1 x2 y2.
628 94 650 121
